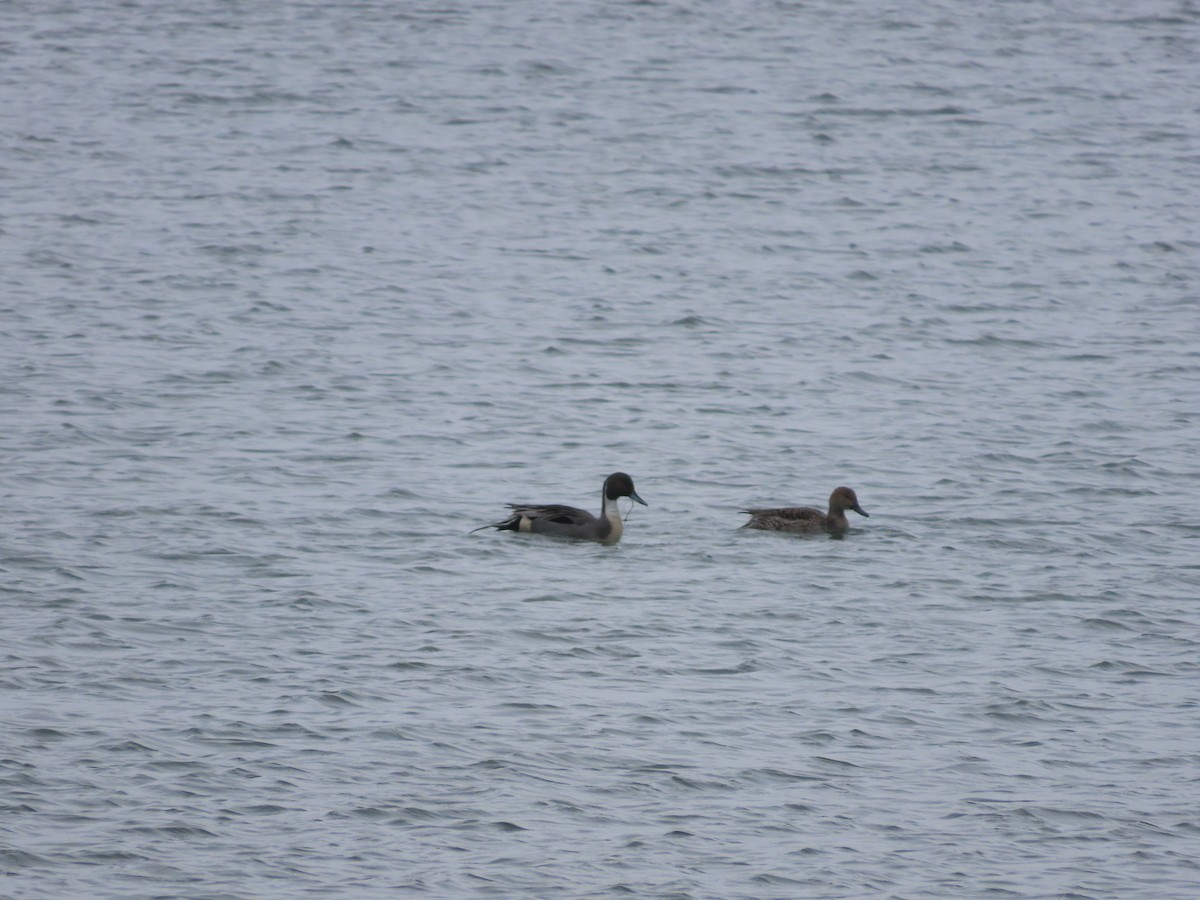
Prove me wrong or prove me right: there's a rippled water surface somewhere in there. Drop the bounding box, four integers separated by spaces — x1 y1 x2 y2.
3 1 1199 898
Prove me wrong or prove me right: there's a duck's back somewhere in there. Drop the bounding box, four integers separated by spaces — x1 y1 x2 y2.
509 504 613 541
741 506 826 532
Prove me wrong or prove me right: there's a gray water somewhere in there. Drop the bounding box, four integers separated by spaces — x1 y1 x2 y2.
3 1 1199 898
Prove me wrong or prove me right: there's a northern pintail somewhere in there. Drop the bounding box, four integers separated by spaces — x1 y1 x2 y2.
473 472 647 544
741 486 869 535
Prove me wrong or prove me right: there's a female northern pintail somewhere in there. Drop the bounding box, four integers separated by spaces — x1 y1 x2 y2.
473 472 647 544
741 486 869 535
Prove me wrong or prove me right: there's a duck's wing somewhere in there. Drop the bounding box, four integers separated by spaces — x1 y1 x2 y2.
472 503 595 534
740 505 824 530
507 503 595 526
742 505 823 520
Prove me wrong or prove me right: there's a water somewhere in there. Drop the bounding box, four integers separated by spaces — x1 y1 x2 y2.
3 1 1199 897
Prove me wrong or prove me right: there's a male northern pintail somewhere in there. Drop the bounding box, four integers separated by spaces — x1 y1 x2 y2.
473 472 647 544
741 486 869 535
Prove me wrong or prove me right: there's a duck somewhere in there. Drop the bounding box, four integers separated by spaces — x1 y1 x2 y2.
473 472 647 544
740 486 869 535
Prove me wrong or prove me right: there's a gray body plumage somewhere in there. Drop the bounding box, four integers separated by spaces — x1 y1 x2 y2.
475 472 647 544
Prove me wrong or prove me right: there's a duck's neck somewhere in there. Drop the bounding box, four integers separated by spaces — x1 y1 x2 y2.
601 490 625 542
602 490 624 524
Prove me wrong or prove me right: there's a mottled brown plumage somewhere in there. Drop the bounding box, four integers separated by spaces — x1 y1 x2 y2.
741 486 869 534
